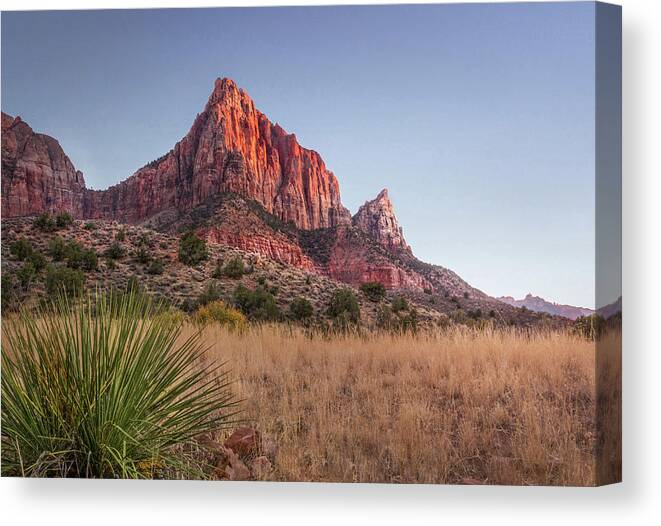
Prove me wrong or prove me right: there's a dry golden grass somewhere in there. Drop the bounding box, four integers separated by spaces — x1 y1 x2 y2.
192 324 621 486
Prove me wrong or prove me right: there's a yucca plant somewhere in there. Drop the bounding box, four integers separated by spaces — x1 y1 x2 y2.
1 290 239 478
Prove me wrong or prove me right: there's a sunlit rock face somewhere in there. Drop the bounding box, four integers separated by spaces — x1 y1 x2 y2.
2 78 351 231
352 188 412 255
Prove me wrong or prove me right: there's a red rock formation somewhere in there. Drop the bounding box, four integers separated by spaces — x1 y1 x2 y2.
323 226 430 291
199 226 316 271
353 188 411 254
1 79 479 298
1 113 86 217
2 79 351 230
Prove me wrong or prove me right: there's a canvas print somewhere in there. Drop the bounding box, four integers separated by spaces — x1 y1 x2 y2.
0 2 621 485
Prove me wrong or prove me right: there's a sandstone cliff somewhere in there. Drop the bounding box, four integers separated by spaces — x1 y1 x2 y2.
1 113 86 217
2 79 350 230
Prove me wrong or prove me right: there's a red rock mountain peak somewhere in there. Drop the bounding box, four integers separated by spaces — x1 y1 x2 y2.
353 188 411 254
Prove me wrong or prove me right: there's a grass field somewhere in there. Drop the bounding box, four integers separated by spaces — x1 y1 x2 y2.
1 302 620 484
196 325 621 486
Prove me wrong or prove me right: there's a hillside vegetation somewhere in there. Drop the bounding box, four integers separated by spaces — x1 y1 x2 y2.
1 214 569 331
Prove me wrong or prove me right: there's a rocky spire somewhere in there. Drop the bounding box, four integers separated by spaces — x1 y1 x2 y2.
352 188 411 255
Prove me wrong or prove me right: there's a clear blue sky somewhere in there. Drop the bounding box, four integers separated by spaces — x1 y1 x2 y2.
1 3 598 308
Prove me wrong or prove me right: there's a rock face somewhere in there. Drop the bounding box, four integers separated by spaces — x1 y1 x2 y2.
144 193 318 272
321 226 429 290
1 113 86 217
200 225 316 271
2 78 351 231
497 293 594 320
353 189 411 254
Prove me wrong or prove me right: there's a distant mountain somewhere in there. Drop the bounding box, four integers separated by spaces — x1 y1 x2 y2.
497 293 594 320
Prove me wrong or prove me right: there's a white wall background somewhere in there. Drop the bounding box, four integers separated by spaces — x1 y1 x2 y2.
0 1 658 524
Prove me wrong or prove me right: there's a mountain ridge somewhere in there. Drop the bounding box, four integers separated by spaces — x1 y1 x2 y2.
1 77 570 328
2 77 351 230
497 293 594 320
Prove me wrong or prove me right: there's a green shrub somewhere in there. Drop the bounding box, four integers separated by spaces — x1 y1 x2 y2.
10 239 46 273
376 305 396 330
45 266 85 298
83 222 98 231
1 291 239 478
104 242 125 260
468 308 482 320
134 245 151 265
10 237 34 260
328 288 360 326
463 291 470 299
115 229 126 242
198 282 223 306
17 262 37 290
178 232 208 266
179 298 197 314
26 251 47 273
289 297 313 321
139 233 152 246
64 240 83 265
391 295 409 313
400 308 419 332
81 249 98 271
489 309 496 318
55 212 74 229
233 284 280 322
147 259 164 275
49 236 67 261
34 213 55 232
377 304 418 333
65 241 97 271
359 281 386 302
211 260 223 279
193 300 247 331
222 256 245 279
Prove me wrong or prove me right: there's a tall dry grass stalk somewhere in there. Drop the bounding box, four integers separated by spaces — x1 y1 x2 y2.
196 324 619 485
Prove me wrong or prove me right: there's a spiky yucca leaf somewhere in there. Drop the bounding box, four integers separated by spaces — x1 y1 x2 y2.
1 290 239 478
